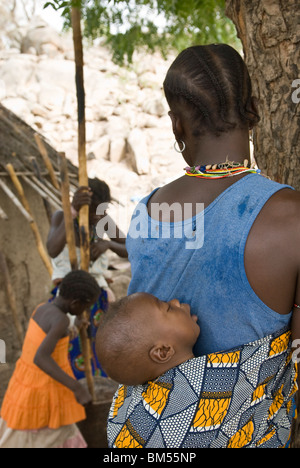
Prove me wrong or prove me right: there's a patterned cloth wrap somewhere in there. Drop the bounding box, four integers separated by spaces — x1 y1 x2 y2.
107 328 298 448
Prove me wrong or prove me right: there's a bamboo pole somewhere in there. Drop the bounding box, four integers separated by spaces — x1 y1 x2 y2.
5 164 53 277
0 251 24 347
21 175 61 211
71 6 95 401
0 178 33 223
30 175 62 209
30 157 53 223
59 152 78 272
71 7 90 270
34 133 60 191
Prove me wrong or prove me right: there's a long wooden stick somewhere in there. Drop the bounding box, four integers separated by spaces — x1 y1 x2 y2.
71 6 95 401
71 7 90 271
34 133 60 191
5 164 53 277
0 251 24 347
59 152 78 272
30 174 62 209
30 157 53 223
0 178 33 223
21 175 61 211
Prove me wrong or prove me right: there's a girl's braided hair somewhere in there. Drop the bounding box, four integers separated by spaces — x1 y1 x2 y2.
163 44 260 137
59 270 100 303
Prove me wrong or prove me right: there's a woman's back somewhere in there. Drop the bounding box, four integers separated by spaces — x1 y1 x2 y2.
127 173 295 355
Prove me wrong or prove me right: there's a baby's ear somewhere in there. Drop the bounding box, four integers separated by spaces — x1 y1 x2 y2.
149 344 175 364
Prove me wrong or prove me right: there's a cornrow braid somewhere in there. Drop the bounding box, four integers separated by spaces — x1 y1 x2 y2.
230 50 259 125
166 80 211 120
163 44 260 137
59 270 100 303
189 47 228 124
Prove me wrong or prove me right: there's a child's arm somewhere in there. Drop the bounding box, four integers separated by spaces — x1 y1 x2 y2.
34 315 91 405
90 238 128 260
91 213 128 259
106 215 127 245
46 210 67 258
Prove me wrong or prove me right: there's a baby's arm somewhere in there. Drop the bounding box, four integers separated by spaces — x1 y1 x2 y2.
34 315 91 405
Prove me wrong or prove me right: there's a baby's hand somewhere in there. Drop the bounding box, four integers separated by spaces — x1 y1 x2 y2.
74 383 92 406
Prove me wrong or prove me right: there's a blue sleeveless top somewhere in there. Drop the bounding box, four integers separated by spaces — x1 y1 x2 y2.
126 174 293 357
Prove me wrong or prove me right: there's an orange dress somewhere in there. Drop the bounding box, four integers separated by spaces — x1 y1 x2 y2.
0 317 86 431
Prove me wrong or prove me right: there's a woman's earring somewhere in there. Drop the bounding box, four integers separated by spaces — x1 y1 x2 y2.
174 140 186 153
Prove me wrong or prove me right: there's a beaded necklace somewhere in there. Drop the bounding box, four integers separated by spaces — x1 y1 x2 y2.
184 158 261 179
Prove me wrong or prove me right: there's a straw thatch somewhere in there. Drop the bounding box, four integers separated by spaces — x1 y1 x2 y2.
0 103 78 212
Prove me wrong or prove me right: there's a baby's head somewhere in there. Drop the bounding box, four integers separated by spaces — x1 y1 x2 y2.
96 292 200 386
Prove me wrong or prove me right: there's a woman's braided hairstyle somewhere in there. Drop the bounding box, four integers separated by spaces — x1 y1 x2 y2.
163 44 260 137
59 270 100 303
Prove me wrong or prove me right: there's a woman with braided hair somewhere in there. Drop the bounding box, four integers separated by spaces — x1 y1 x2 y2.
122 44 300 448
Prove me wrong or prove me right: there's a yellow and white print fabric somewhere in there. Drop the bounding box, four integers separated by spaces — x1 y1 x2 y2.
107 328 297 448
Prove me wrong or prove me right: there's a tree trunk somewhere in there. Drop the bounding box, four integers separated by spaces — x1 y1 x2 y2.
225 0 300 189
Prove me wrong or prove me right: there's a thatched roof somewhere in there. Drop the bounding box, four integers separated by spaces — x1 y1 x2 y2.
0 104 78 219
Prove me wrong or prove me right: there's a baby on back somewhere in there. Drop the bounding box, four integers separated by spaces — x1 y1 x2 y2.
96 292 200 385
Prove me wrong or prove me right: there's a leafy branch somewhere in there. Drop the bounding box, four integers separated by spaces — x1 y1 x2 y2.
43 0 240 65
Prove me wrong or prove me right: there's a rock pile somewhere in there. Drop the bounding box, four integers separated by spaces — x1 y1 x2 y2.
0 16 184 234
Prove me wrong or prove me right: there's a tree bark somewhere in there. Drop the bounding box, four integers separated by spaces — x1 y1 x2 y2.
225 0 300 189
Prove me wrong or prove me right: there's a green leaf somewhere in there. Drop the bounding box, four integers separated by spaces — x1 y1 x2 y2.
45 0 241 65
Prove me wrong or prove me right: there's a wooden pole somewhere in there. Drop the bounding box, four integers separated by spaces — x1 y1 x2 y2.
5 164 53 278
59 152 78 272
0 178 33 223
30 157 53 223
34 133 60 191
71 6 95 401
71 7 90 270
0 251 24 347
21 175 61 211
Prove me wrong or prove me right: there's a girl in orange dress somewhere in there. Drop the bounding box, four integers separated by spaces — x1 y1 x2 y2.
0 270 100 448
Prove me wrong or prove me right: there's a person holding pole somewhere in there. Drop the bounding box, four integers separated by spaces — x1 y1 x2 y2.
46 178 127 379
